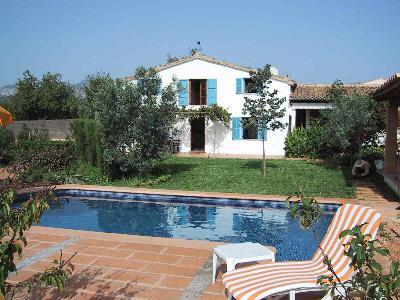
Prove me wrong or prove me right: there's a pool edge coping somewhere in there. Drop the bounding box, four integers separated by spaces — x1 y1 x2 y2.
17 184 355 205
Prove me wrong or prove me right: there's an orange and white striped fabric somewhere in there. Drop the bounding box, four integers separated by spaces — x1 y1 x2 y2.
222 204 382 300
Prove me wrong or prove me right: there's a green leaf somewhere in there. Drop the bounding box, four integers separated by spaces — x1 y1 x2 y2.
390 261 399 277
371 259 383 272
375 247 389 256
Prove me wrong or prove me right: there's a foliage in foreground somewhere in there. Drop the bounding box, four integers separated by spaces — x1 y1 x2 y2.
0 156 75 299
286 192 400 299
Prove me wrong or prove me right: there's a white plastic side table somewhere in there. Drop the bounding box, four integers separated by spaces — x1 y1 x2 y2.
212 242 275 283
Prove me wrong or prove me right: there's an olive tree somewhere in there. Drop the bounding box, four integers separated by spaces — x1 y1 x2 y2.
242 65 286 176
321 80 382 165
89 67 178 178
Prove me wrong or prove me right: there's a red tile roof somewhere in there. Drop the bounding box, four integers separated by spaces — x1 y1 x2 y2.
290 84 379 102
126 53 296 86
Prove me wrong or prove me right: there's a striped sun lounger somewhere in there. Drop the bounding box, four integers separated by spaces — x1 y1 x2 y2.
222 204 382 300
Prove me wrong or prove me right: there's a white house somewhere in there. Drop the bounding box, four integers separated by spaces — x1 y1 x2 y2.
128 53 295 157
127 53 387 157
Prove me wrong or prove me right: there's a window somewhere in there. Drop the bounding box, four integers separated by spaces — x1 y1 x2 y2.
244 78 257 94
242 118 258 139
189 79 207 105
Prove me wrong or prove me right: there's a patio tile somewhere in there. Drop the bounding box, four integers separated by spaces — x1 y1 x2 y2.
81 246 132 258
205 280 226 294
163 246 211 257
142 263 198 277
129 251 182 264
71 291 115 300
103 269 163 285
26 260 54 272
76 239 122 248
201 293 227 300
30 241 56 250
7 270 37 283
92 257 145 270
24 240 42 249
177 256 209 267
79 279 126 294
117 283 183 299
62 244 90 253
117 242 166 253
44 251 98 265
28 233 68 243
158 275 193 289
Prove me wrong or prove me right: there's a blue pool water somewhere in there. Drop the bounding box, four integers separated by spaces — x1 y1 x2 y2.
33 190 337 261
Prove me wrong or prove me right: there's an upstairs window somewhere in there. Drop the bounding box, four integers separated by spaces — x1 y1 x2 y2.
189 79 207 105
244 78 257 94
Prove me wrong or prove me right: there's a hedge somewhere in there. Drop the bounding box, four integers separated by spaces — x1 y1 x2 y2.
70 119 105 173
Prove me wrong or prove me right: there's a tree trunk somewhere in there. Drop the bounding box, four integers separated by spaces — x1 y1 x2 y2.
262 135 266 177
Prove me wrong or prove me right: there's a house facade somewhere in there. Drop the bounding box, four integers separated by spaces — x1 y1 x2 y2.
127 53 387 157
141 53 295 157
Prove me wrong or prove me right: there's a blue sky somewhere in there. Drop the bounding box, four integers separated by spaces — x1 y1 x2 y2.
1 0 399 86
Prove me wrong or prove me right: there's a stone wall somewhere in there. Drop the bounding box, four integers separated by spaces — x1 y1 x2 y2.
6 119 73 140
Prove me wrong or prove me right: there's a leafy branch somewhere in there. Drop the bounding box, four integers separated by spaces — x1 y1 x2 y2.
178 104 231 127
5 251 76 300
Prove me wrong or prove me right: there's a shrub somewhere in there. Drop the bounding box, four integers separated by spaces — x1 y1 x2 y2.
16 140 77 182
358 145 384 161
70 118 104 172
0 127 15 164
16 123 30 141
284 125 324 159
87 69 178 178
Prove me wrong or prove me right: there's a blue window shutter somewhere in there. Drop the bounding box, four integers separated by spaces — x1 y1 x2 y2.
207 79 217 105
257 126 267 140
236 78 243 94
232 117 243 140
178 80 188 106
157 84 162 95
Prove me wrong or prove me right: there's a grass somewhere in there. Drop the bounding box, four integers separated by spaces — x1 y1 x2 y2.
74 157 355 198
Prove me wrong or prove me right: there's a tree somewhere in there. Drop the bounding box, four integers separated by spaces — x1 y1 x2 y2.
242 65 286 176
320 80 382 165
89 67 178 178
10 71 38 120
10 71 78 120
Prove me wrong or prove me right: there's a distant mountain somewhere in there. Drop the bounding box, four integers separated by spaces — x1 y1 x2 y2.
73 80 88 97
0 84 16 96
0 81 88 98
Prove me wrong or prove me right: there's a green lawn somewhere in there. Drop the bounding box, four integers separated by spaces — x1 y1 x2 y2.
77 157 355 198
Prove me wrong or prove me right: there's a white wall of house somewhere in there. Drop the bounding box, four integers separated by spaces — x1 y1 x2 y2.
158 59 292 156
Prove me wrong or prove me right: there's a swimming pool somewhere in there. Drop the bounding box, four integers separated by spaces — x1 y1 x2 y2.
30 189 338 261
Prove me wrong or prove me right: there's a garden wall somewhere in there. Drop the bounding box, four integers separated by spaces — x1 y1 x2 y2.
7 119 73 140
